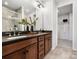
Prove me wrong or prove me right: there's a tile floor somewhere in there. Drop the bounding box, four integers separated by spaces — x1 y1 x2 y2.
44 39 77 59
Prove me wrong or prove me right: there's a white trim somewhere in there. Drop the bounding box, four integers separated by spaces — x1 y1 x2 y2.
51 45 58 51
72 3 75 51
56 7 59 45
57 2 73 8
73 48 77 51
72 1 77 50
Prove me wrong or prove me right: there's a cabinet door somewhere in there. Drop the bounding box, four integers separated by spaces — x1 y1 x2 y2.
25 43 37 59
45 34 52 54
48 38 52 51
3 49 26 59
45 39 49 54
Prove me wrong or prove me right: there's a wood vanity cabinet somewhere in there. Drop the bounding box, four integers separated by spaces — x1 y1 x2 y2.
45 33 52 54
3 32 52 59
3 38 37 59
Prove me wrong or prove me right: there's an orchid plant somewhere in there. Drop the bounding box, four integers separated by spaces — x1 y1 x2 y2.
29 14 38 26
18 18 29 31
18 18 28 25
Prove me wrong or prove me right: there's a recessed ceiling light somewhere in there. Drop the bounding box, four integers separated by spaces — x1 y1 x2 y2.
4 1 8 5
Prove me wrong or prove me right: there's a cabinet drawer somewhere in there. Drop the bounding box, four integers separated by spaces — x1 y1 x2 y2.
38 36 44 42
39 50 44 59
39 41 44 52
3 37 37 56
45 35 51 39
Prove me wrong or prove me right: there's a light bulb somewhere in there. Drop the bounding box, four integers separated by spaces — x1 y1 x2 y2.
4 1 8 5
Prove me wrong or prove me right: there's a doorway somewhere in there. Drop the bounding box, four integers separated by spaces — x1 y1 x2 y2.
57 4 73 49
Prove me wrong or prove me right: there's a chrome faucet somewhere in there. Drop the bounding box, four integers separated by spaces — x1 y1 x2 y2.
13 25 17 36
17 32 21 36
13 31 16 36
5 33 12 37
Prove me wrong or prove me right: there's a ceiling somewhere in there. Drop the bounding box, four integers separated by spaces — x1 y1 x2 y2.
2 0 48 15
55 0 66 3
2 0 37 15
58 4 72 16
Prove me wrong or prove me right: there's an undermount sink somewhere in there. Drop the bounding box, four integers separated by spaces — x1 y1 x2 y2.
7 35 27 40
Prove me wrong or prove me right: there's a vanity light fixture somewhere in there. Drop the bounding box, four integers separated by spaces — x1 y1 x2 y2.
4 1 8 5
36 1 44 8
33 0 45 8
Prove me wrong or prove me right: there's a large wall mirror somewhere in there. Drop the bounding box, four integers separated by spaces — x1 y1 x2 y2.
2 0 47 32
2 0 37 32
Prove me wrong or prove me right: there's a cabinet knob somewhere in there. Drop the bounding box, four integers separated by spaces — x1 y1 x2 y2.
23 51 26 54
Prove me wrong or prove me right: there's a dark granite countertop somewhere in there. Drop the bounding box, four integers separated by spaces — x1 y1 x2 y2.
2 33 48 46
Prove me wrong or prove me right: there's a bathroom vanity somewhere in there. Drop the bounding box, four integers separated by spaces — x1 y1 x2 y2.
2 32 52 59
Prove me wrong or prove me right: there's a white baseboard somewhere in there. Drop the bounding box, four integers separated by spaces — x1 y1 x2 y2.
51 46 58 51
73 49 77 51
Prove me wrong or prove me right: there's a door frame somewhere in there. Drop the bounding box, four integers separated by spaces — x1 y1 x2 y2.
56 2 74 50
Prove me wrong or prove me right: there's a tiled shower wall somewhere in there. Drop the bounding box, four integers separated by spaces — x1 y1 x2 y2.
58 13 73 40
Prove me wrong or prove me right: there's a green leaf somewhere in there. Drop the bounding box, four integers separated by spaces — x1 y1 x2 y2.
18 18 29 25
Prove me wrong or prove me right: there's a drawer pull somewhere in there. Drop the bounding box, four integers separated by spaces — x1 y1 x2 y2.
40 40 44 42
40 44 43 47
39 48 44 52
26 50 29 53
39 37 43 39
